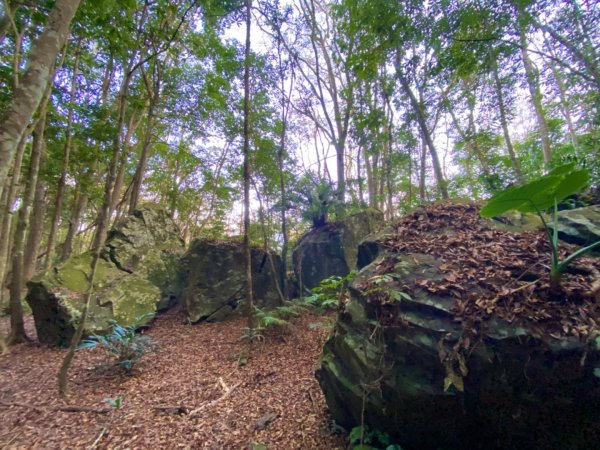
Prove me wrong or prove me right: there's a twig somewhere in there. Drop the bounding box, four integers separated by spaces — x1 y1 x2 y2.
88 426 107 450
188 381 241 418
153 405 190 415
0 400 110 414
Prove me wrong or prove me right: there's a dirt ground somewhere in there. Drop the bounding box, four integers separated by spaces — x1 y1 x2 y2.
0 309 346 449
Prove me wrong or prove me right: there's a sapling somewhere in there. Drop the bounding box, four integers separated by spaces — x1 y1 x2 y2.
481 163 600 286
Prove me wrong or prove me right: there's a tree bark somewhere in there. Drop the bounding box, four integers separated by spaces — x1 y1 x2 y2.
0 137 27 304
395 61 448 199
9 109 47 344
0 0 82 188
44 44 81 269
490 49 525 184
242 0 254 327
519 28 552 165
23 146 47 282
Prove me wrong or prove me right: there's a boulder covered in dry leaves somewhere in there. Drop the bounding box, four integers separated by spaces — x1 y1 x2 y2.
316 202 600 450
293 208 384 290
26 205 185 346
180 239 283 322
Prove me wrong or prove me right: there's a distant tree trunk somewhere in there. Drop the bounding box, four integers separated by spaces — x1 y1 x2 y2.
242 0 254 325
0 0 81 188
490 50 525 184
519 28 552 165
395 58 448 200
419 131 427 201
44 44 81 270
0 138 27 304
129 67 161 214
9 110 47 344
91 68 135 253
23 147 47 282
60 159 96 262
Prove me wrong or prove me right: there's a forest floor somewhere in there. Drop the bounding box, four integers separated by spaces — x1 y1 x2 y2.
0 309 346 449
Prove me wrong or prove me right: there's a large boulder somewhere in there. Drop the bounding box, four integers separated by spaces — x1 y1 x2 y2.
316 203 600 450
293 209 384 290
552 205 600 247
180 239 283 322
26 205 185 346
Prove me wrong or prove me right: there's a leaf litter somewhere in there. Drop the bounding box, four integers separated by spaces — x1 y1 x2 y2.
374 202 600 340
0 309 344 449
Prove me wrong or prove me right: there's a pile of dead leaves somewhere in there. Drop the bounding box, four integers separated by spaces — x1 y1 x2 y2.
373 202 600 340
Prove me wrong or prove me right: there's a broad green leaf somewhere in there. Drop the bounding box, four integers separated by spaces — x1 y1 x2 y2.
479 176 561 217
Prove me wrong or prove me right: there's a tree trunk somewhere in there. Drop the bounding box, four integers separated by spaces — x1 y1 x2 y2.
0 138 27 304
0 0 82 187
490 50 525 184
23 148 47 282
242 0 254 327
419 131 427 201
44 44 81 269
519 28 552 165
9 110 47 344
129 72 160 214
395 63 448 199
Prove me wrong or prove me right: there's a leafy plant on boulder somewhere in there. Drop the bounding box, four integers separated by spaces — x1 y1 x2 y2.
481 163 600 286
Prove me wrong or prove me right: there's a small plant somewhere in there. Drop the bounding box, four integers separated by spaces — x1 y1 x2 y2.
481 163 600 286
104 396 124 410
303 272 356 312
78 318 156 373
348 425 403 450
239 326 265 344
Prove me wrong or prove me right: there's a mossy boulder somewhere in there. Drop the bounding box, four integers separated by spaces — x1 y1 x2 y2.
180 239 283 322
26 205 185 346
316 251 600 450
551 205 600 248
293 209 384 290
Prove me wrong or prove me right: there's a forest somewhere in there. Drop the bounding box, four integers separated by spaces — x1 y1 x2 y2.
0 0 599 449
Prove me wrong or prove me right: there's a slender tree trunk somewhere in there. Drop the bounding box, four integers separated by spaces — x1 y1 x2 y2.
0 138 27 303
490 50 525 184
44 45 81 269
0 0 82 187
242 0 254 326
129 74 160 214
519 28 552 165
58 93 126 399
9 110 47 344
91 71 135 253
419 132 427 201
23 148 47 282
396 64 448 199
60 159 96 262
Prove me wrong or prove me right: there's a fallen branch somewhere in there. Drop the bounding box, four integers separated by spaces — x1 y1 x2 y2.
188 381 241 418
153 405 190 415
0 400 110 414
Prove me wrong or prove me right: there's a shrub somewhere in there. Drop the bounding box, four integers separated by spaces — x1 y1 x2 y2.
78 319 156 373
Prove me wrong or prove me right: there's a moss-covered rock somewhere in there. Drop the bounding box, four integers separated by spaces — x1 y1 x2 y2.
26 205 185 346
551 205 600 248
293 209 384 290
180 239 283 322
316 249 600 450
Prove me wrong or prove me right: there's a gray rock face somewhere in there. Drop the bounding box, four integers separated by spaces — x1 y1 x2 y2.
292 209 384 290
316 249 600 450
553 205 600 247
180 239 283 322
26 205 185 346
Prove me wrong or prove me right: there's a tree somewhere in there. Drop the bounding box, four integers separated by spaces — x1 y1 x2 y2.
0 0 82 191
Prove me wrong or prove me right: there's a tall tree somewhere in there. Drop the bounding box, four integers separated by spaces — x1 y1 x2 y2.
0 0 82 190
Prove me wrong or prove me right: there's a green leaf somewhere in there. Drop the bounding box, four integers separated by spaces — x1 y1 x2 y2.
480 176 559 217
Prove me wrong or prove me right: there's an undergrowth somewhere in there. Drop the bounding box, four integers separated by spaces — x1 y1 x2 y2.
78 316 156 373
